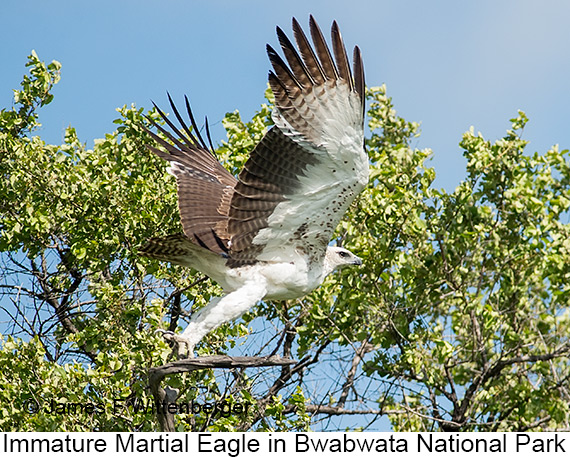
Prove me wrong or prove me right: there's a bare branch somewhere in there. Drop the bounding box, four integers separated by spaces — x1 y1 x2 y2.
148 355 296 432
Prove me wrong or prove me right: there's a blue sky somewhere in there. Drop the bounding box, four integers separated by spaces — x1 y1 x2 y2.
3 0 570 191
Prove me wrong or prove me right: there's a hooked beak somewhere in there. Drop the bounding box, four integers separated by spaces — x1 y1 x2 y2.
352 256 363 266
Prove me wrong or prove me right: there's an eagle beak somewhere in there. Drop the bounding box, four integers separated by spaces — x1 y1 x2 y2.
353 256 363 266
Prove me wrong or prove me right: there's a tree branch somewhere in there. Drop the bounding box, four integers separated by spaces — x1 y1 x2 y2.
148 355 296 432
337 339 373 409
452 343 570 430
29 257 97 362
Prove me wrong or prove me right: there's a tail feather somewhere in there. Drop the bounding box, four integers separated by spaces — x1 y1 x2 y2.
139 233 197 266
139 233 227 280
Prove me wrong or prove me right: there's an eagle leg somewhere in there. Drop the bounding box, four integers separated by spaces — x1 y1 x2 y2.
173 282 269 358
154 282 268 359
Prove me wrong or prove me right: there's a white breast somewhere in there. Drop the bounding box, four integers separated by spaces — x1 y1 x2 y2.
220 256 325 301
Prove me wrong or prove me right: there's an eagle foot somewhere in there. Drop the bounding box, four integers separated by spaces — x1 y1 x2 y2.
155 329 195 359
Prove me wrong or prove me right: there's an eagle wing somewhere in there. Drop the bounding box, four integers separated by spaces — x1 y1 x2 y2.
144 95 236 255
142 17 367 269
226 16 367 265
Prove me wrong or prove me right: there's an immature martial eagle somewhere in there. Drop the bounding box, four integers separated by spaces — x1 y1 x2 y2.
141 16 367 357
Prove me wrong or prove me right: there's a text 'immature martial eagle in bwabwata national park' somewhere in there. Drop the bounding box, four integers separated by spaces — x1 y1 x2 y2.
140 16 368 358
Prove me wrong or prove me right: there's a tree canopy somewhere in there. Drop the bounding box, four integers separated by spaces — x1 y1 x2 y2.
1 52 568 432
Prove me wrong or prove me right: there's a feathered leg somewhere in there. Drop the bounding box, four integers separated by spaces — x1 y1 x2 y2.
161 281 268 358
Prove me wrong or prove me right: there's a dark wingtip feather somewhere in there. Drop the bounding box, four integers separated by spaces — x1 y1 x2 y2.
183 95 210 152
276 24 314 88
308 16 338 80
291 16 326 84
204 116 217 157
330 20 353 90
267 44 302 91
275 25 287 40
353 45 365 116
146 102 193 154
166 92 202 150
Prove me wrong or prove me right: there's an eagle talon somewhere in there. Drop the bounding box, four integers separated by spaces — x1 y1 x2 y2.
155 329 195 359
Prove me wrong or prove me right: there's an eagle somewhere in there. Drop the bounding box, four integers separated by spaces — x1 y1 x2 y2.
140 16 368 357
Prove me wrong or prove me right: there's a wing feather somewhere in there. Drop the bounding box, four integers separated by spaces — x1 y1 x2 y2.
227 17 367 265
276 26 314 88
353 46 365 118
292 17 326 84
143 98 237 254
266 45 303 95
308 15 339 80
142 18 366 269
331 20 353 89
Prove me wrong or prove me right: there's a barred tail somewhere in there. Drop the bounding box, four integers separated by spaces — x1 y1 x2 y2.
139 233 196 264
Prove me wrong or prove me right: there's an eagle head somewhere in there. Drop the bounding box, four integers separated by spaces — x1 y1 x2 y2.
324 246 363 276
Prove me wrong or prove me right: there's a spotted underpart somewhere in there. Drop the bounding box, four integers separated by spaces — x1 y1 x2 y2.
227 127 321 265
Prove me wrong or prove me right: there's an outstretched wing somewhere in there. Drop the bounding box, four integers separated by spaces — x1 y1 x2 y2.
226 16 367 265
144 95 236 255
141 17 366 269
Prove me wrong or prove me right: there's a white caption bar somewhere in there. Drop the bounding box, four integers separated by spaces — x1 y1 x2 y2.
1 432 568 456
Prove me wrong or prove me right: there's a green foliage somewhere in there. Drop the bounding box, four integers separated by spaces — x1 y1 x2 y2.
1 54 568 432
348 99 570 431
0 51 60 138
